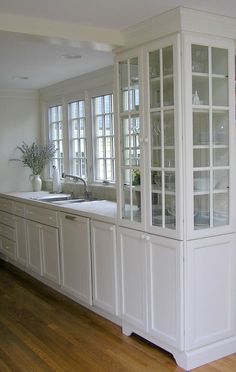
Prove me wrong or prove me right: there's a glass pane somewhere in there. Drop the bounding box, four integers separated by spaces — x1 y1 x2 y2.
213 148 229 166
193 148 210 167
80 138 86 157
192 76 209 105
149 50 160 78
105 137 112 158
192 45 208 73
59 122 63 140
130 57 139 85
96 138 104 158
96 159 104 180
72 139 79 158
165 194 176 229
70 102 78 119
151 112 161 147
164 149 175 168
94 96 103 115
104 95 111 113
164 111 174 146
105 115 112 135
95 116 103 136
152 193 162 227
212 48 228 75
212 77 228 106
163 46 173 75
193 171 210 192
79 118 86 137
152 149 161 167
79 101 85 117
165 171 175 192
214 169 229 191
59 141 63 158
193 111 209 145
50 123 58 140
163 77 174 106
213 193 229 226
152 170 162 191
106 159 112 180
72 120 79 138
150 80 160 108
212 111 229 145
194 194 210 229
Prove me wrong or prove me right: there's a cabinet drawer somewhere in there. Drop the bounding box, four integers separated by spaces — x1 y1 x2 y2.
1 237 16 259
25 205 58 227
0 211 16 228
0 223 16 241
0 198 13 213
13 202 25 217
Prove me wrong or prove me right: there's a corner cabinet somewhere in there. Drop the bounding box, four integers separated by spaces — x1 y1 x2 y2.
115 30 236 370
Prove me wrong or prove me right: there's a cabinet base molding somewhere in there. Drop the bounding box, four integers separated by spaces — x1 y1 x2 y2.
122 321 236 370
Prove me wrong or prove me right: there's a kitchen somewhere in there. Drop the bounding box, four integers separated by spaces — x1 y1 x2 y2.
1 1 236 371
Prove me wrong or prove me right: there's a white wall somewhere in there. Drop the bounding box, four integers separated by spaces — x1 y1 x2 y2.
0 89 40 192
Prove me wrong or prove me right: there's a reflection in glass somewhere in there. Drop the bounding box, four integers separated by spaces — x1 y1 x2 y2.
163 77 174 106
193 171 210 192
212 111 228 145
192 76 209 105
151 113 161 146
194 194 210 229
165 194 176 229
213 169 229 190
193 111 209 145
213 193 229 226
213 148 229 166
164 111 174 146
192 45 208 73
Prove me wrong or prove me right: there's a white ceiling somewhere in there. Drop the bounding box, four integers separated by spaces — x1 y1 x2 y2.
1 0 236 90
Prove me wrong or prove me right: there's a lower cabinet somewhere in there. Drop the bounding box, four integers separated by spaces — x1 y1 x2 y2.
15 216 27 266
119 226 183 349
91 220 119 315
26 220 60 284
60 212 92 305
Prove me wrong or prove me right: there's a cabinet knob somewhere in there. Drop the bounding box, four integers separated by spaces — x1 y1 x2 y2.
145 235 151 241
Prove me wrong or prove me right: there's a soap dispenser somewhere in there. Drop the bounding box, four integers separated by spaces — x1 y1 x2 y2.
52 165 61 193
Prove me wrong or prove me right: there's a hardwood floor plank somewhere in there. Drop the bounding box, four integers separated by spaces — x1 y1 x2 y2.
0 260 236 372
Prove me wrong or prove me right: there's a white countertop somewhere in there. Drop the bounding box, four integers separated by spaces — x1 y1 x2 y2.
1 191 117 223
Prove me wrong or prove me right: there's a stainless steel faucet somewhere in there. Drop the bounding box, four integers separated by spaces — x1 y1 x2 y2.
62 173 89 199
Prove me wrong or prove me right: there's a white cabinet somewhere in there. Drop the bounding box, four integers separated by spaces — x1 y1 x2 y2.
119 227 148 333
119 227 183 348
185 234 236 350
25 206 60 284
91 220 119 315
41 224 60 284
60 212 92 305
26 220 42 275
15 216 27 266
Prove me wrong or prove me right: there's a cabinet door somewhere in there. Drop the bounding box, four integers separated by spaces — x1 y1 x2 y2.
41 225 60 284
147 234 183 349
26 220 42 275
119 227 148 332
184 35 235 237
186 234 236 350
116 50 144 227
60 213 92 305
15 216 28 266
91 220 118 315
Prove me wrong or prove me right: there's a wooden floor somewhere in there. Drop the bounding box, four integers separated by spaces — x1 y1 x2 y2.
0 260 236 372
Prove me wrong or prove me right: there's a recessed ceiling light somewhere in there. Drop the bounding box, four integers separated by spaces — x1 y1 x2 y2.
12 76 29 80
61 54 82 60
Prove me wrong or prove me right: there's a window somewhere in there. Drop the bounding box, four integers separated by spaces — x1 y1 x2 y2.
93 94 115 182
48 105 64 175
68 100 87 178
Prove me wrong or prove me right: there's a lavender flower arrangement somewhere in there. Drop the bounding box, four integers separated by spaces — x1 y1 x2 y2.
12 141 56 175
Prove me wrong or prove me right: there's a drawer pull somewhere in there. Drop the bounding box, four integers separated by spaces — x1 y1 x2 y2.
65 215 76 221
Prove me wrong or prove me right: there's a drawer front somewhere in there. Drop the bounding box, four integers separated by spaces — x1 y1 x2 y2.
0 211 16 228
0 198 13 213
0 223 16 241
13 202 25 217
25 205 58 227
1 237 16 259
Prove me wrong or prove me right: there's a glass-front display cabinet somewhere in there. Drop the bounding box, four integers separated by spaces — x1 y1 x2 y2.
115 34 235 239
117 53 143 226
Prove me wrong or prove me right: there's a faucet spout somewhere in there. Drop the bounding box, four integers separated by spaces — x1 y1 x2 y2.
62 173 88 198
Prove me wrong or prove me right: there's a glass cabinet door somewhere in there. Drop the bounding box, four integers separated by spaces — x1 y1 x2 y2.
192 44 230 229
119 57 141 223
149 45 176 230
